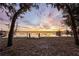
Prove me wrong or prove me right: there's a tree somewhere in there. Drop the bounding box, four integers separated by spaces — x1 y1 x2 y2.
7 4 34 47
0 3 40 47
59 4 79 45
65 30 70 36
0 3 32 47
47 3 79 45
64 4 79 45
56 30 62 37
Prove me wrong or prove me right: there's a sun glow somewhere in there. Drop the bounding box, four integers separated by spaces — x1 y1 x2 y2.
0 3 70 32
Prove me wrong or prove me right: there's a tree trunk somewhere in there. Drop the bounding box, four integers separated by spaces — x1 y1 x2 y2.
7 14 17 47
7 7 23 47
66 4 79 45
70 16 79 45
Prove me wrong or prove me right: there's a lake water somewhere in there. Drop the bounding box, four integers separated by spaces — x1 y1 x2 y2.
4 31 72 38
14 33 71 38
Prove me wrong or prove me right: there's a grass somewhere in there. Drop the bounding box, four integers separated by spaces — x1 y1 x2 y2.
0 37 79 56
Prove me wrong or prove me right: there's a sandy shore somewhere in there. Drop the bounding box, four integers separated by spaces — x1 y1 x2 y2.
0 37 79 56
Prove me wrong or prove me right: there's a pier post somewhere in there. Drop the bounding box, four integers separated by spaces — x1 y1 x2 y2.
38 33 40 39
29 33 31 38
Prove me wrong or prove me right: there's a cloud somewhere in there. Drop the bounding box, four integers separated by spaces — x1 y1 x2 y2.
0 3 65 31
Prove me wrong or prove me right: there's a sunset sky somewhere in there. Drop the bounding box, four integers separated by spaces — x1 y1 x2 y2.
0 4 70 31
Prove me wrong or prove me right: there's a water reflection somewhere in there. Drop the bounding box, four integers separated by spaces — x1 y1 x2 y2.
14 32 72 38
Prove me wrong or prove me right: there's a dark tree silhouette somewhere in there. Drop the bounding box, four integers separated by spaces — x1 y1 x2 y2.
7 4 34 47
56 30 61 37
64 4 79 45
65 30 70 36
7 3 39 47
48 3 79 45
0 3 35 47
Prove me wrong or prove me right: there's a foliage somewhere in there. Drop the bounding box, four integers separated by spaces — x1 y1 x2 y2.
56 31 61 36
